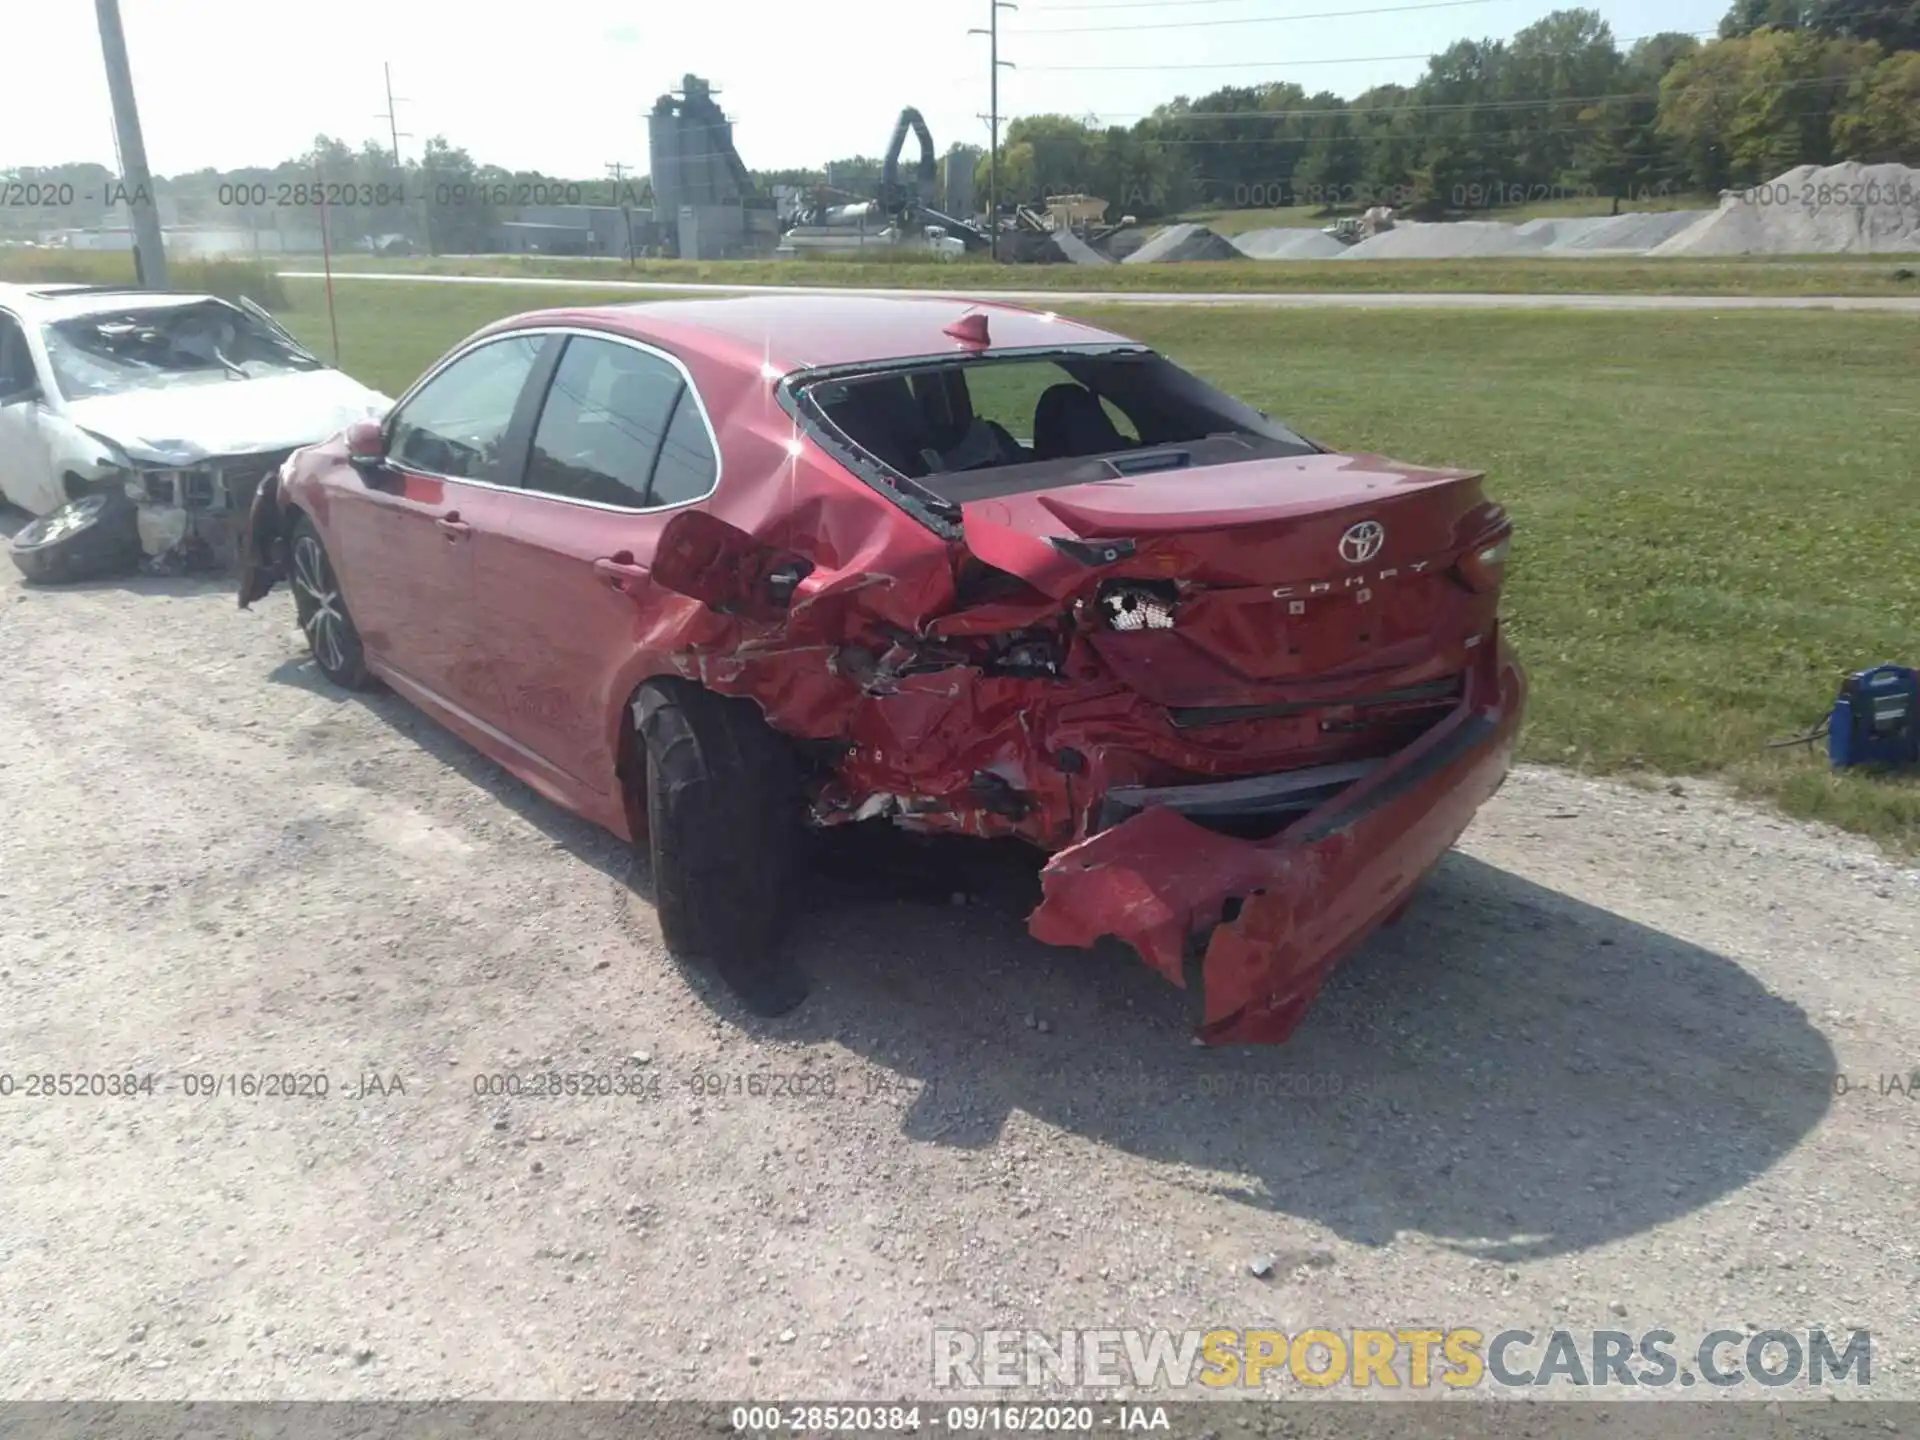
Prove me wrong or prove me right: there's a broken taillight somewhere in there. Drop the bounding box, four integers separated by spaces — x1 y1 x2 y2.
1098 579 1178 631
1453 533 1511 593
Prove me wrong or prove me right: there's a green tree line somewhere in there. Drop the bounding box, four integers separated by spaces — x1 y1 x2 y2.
985 1 1918 219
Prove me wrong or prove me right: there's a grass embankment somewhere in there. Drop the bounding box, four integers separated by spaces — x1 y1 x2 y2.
266 276 1920 852
327 251 1918 298
0 251 290 306
10 242 1917 298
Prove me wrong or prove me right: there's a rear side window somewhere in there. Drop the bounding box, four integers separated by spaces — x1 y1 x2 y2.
389 335 545 481
648 394 718 505
522 334 720 509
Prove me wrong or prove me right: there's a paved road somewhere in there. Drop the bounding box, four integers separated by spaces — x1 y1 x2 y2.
3 542 1917 1402
279 271 1920 311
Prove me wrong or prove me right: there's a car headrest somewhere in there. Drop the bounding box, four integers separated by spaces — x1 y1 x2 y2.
912 369 975 452
1032 383 1125 461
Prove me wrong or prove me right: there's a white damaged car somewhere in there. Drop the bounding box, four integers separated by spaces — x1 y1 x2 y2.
0 282 389 582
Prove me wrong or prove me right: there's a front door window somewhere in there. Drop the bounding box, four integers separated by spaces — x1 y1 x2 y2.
387 335 545 481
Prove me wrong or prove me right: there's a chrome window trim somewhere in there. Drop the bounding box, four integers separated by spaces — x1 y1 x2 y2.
384 323 723 515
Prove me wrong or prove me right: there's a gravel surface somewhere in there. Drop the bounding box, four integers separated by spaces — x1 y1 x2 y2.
1338 221 1553 260
1231 229 1351 261
1047 230 1113 266
1653 162 1920 256
2 549 1917 1403
1546 211 1712 254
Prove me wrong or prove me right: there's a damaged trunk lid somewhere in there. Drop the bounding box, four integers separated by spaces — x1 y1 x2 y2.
956 446 1509 711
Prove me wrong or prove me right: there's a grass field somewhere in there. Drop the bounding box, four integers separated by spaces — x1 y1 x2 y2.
273 277 1919 851
9 245 1919 299
363 251 1920 297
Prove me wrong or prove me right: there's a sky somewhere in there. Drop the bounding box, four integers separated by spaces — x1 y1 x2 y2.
5 0 1729 180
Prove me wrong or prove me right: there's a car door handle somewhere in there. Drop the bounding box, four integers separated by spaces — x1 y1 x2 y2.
593 554 651 591
437 512 471 539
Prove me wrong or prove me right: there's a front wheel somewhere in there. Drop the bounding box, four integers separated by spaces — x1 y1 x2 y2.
634 678 807 1016
289 516 373 690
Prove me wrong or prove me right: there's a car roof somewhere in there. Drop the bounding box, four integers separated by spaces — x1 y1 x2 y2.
0 282 227 319
484 293 1139 375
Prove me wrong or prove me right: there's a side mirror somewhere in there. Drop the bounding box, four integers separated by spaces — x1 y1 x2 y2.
651 509 809 622
345 417 386 467
0 381 40 407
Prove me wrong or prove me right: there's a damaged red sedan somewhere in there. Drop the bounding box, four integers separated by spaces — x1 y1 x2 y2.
238 295 1525 1044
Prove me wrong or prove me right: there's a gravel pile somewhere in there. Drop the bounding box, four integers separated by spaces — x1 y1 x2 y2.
1047 229 1113 265
1122 223 1244 263
1651 160 1920 255
1549 209 1713 254
1232 227 1350 260
1338 219 1553 259
1514 216 1609 245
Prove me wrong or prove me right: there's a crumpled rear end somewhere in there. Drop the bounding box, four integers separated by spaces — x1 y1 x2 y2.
1029 631 1525 1044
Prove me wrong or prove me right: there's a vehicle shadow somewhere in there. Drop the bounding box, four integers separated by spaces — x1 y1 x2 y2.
58 570 234 598
751 838 1835 1263
264 654 647 895
259 645 1833 1262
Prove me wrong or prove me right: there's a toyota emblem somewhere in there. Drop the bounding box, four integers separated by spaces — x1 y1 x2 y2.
1339 520 1385 564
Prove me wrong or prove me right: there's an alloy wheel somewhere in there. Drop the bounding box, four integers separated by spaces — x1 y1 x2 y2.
292 533 348 674
24 495 106 547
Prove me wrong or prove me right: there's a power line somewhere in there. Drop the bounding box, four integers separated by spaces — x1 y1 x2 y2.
1013 0 1508 35
1026 0 1345 10
1079 63 1808 122
1019 27 1716 70
1137 121 1676 146
1019 0 1895 40
605 71 1833 167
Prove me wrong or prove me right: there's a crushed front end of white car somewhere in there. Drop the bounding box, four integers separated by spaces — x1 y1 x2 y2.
67 368 391 564
1 287 388 579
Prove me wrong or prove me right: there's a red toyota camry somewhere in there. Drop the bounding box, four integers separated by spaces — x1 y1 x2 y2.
239 294 1525 1044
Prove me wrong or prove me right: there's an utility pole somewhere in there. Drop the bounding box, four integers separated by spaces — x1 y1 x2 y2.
606 162 638 263
378 64 426 256
378 63 413 167
94 0 166 289
969 1 1017 262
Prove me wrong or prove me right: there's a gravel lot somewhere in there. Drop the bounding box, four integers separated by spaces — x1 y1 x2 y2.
2 538 1916 1404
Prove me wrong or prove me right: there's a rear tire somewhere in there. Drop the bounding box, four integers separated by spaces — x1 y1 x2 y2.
634 678 807 1016
289 516 374 690
7 491 141 584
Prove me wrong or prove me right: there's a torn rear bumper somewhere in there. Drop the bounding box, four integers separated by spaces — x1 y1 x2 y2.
1028 630 1525 1044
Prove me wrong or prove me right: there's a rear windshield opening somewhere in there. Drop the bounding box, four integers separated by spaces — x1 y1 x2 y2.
800 350 1318 504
